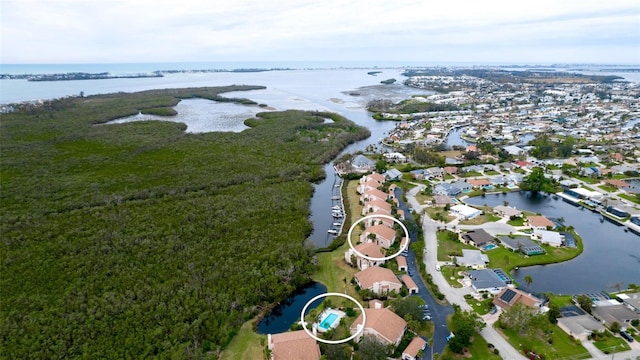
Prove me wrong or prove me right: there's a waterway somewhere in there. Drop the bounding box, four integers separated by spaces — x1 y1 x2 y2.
465 191 640 294
256 282 327 334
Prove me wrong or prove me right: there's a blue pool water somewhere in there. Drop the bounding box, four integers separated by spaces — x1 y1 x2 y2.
483 244 497 251
320 313 339 330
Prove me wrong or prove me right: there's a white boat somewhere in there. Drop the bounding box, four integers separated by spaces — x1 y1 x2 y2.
332 206 341 210
332 213 343 218
332 222 341 227
327 229 338 235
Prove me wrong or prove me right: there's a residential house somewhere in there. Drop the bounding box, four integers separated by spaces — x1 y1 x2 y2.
527 215 556 230
503 145 525 156
468 269 509 293
354 266 403 295
493 205 522 218
426 167 444 180
461 229 495 247
384 152 407 163
603 179 631 189
557 315 606 341
345 242 385 270
402 337 427 360
533 229 564 247
362 200 392 216
384 168 403 181
492 288 545 312
443 166 458 176
360 188 389 203
618 292 640 314
433 195 454 207
434 183 462 197
358 180 382 194
498 236 546 255
268 330 321 360
450 204 482 220
454 249 489 269
352 155 376 173
451 180 473 193
360 224 396 248
350 308 407 347
592 303 640 330
364 211 395 228
467 178 491 188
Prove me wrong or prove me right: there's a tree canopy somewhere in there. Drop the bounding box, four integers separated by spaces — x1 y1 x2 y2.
0 88 370 358
520 167 556 193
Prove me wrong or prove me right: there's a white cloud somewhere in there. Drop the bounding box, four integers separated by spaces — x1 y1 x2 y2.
1 0 639 63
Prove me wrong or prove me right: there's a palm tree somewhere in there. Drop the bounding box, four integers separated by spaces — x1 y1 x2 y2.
524 275 534 288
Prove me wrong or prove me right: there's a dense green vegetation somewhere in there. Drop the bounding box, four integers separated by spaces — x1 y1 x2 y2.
1 87 370 358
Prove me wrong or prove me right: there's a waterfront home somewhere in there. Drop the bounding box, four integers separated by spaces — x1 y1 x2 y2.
557 315 606 341
468 269 509 294
503 145 525 156
364 210 395 227
533 229 564 247
467 178 492 188
360 224 396 248
591 302 640 330
527 215 556 230
401 275 419 294
350 308 407 347
361 199 392 216
460 229 495 247
603 179 631 189
493 205 522 218
352 155 376 173
360 188 389 203
354 266 403 295
618 292 640 314
345 242 385 270
450 204 482 220
357 179 382 194
268 330 321 360
397 255 408 272
454 249 489 269
498 235 546 255
434 183 462 197
402 337 427 360
384 168 403 181
384 152 407 163
492 288 545 312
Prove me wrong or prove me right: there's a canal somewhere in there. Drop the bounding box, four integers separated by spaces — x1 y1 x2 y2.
465 191 640 294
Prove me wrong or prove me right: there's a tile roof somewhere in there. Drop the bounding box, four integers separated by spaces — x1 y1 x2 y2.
351 308 407 345
355 266 401 290
270 330 321 360
403 337 427 358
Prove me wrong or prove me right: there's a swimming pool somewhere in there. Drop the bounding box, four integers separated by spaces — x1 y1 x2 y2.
483 244 497 251
319 312 339 330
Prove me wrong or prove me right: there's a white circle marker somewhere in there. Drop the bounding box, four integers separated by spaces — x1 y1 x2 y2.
300 292 366 344
347 214 410 261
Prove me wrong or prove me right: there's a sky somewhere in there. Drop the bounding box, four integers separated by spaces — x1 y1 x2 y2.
1 0 639 65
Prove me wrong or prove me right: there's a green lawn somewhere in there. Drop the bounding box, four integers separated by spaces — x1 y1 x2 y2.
440 266 464 288
486 240 582 274
459 213 501 225
619 193 640 205
500 325 589 359
598 184 618 193
484 170 500 175
467 297 494 315
437 231 477 261
220 320 266 360
507 217 525 226
593 330 631 354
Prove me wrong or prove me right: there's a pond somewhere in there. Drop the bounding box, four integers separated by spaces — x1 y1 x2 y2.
256 282 327 334
465 191 640 294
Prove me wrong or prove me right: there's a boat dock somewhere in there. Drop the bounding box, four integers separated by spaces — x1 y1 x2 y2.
327 171 345 238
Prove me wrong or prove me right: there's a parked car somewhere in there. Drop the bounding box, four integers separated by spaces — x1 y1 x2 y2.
446 332 455 342
489 306 497 314
620 331 634 342
436 265 441 271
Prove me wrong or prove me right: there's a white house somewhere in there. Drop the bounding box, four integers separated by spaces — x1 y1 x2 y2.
450 204 482 220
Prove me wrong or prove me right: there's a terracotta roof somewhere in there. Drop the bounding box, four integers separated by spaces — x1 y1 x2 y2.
492 288 542 310
270 330 321 360
527 215 555 228
366 200 392 212
355 266 401 290
604 179 630 188
364 224 396 242
468 178 491 186
354 242 384 259
351 308 407 345
367 173 386 184
396 256 407 268
444 166 458 174
403 337 427 358
401 275 418 290
363 188 389 201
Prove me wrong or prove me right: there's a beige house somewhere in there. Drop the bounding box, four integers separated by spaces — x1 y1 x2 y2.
268 330 320 360
345 242 385 270
350 308 407 347
527 215 555 230
493 288 545 312
360 224 397 248
401 275 419 294
362 199 392 216
360 188 389 203
355 266 402 295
